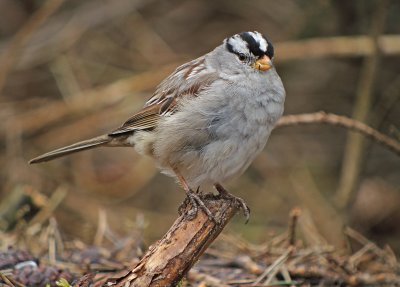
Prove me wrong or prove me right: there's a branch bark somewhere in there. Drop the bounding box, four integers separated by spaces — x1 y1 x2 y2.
102 194 239 287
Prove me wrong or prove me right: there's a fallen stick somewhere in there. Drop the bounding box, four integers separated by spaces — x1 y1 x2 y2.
101 194 239 287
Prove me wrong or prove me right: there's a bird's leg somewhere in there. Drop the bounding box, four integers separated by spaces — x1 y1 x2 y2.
214 183 250 223
173 168 216 222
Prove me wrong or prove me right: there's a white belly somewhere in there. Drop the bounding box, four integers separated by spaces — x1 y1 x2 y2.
151 93 283 188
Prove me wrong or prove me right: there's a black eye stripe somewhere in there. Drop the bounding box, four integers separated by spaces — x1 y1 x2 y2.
226 42 235 54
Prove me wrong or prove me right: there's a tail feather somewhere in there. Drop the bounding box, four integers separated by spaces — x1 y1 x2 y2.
29 135 112 164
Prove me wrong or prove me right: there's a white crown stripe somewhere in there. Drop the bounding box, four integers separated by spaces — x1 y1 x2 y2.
250 31 267 52
228 35 249 54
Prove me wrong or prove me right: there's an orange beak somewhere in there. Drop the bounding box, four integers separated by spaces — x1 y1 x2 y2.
254 55 272 71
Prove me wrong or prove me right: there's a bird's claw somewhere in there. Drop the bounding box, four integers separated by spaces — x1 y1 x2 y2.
180 188 217 223
214 184 251 223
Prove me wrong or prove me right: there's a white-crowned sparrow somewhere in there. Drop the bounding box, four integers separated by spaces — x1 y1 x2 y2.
30 31 286 221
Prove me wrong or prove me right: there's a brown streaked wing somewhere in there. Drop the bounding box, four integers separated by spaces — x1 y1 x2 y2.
109 103 162 135
109 55 218 136
144 56 207 107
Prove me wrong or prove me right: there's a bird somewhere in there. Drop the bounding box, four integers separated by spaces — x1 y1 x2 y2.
30 31 286 222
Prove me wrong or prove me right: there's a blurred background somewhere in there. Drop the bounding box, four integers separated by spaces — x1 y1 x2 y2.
0 0 399 253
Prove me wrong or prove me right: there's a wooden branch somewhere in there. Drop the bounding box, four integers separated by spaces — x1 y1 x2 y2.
276 111 400 156
288 208 301 246
102 194 239 287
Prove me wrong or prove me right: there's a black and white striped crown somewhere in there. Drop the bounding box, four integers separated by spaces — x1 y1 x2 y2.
225 31 274 59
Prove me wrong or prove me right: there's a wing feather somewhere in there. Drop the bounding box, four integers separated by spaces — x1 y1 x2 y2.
110 55 218 136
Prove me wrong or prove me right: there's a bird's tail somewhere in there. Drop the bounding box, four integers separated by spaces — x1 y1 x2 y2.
29 135 115 164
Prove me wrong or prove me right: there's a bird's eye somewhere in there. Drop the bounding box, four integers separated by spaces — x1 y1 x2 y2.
238 53 246 61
